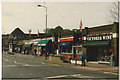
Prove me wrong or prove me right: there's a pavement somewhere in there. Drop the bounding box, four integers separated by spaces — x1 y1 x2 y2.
4 52 119 74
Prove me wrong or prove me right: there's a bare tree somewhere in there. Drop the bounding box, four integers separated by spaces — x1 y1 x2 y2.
107 2 119 23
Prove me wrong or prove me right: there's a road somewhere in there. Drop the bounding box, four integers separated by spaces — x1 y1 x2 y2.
2 52 118 79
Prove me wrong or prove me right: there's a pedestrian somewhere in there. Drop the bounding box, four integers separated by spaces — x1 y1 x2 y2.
45 52 47 59
80 50 86 66
68 55 72 63
24 48 26 54
32 48 34 55
34 48 37 56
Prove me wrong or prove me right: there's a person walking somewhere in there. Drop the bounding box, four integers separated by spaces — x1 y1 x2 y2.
80 50 86 66
32 48 34 55
34 48 37 56
24 48 26 54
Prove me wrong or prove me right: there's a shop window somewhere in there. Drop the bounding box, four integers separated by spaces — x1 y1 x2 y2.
75 47 83 54
98 48 112 62
61 47 72 53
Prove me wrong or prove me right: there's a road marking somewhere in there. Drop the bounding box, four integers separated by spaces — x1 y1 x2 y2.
104 72 119 75
5 59 8 61
46 75 68 78
46 74 94 78
41 62 45 64
3 65 17 67
3 64 62 67
14 61 16 63
24 64 29 66
70 74 94 78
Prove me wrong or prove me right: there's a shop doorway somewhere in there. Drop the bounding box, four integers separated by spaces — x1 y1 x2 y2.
87 46 98 61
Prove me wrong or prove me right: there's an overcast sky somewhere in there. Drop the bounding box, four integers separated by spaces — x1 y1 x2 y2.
2 2 115 34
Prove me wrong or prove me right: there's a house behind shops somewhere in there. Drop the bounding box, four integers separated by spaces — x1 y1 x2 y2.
2 28 45 52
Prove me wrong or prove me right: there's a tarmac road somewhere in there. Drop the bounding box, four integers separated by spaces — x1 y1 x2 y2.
2 52 119 79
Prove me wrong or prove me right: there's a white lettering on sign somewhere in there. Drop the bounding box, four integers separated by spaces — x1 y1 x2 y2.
84 37 86 40
87 36 102 41
103 35 112 40
86 35 112 41
113 33 118 38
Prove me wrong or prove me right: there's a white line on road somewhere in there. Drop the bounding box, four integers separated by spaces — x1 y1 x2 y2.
46 75 68 78
23 64 30 66
2 65 17 67
104 72 119 75
5 59 8 61
70 74 94 78
14 61 16 63
3 64 61 67
46 74 94 78
41 62 45 64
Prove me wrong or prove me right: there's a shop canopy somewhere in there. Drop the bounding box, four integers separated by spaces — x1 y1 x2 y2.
59 41 72 46
83 41 110 46
37 40 50 47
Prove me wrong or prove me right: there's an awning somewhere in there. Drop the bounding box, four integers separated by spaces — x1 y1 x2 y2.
37 40 50 47
59 41 72 46
83 41 110 46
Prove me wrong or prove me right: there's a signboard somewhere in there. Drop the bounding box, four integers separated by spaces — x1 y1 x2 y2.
59 37 73 42
86 35 112 41
59 34 112 42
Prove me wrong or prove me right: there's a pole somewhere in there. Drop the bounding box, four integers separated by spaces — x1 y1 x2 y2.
45 7 47 59
75 44 77 65
45 7 47 39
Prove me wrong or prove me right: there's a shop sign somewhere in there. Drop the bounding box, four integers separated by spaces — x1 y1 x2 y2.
86 35 112 41
59 37 73 42
38 44 46 46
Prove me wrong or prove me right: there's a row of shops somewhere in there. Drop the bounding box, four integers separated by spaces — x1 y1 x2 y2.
58 22 118 66
9 39 53 56
8 22 119 66
59 35 113 62
9 33 116 65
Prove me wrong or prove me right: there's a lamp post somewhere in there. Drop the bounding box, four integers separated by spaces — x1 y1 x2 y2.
38 4 48 36
38 4 48 59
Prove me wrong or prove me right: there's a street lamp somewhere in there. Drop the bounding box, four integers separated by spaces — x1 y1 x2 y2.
38 4 48 59
38 4 48 35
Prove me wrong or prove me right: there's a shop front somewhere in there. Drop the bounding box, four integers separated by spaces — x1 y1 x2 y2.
16 41 24 53
22 43 32 54
60 41 72 59
83 34 113 64
58 37 73 59
9 40 17 52
9 43 12 52
37 39 52 57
